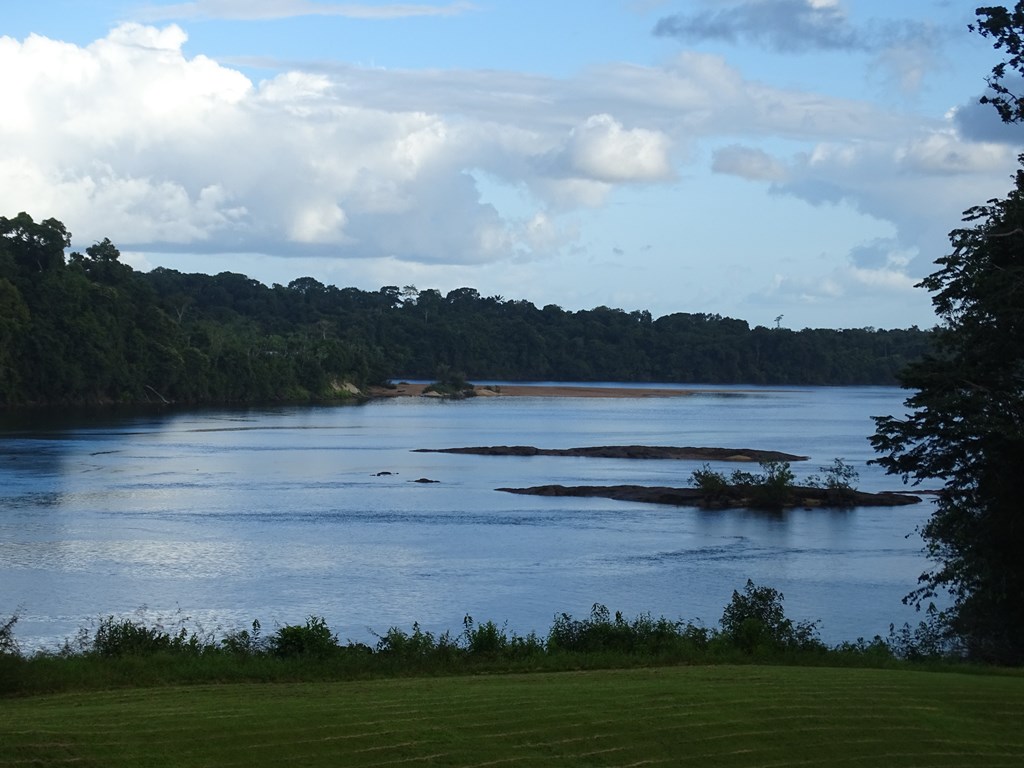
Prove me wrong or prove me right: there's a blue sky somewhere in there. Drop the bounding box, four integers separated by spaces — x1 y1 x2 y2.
2 1 1020 329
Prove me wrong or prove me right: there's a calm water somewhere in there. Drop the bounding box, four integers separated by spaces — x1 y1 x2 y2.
0 385 935 650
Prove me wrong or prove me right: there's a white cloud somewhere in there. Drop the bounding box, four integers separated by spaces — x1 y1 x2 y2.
134 1 477 22
0 23 529 262
0 24 697 264
759 259 922 326
289 202 348 244
0 20 1018 305
564 114 673 183
764 130 1020 283
896 132 1012 175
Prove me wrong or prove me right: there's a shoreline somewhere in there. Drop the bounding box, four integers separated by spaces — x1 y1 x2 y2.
368 383 758 399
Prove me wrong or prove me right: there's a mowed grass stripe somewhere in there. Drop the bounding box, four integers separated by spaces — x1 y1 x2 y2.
2 666 1022 768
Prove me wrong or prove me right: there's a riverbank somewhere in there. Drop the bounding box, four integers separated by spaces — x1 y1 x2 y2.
369 383 752 398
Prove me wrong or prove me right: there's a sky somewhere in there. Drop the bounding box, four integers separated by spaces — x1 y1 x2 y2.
2 0 1021 330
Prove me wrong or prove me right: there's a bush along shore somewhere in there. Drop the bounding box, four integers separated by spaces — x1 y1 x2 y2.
0 581 975 697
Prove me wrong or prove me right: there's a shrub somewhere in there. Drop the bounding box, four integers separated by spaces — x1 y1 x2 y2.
463 615 507 657
90 611 214 658
833 635 895 664
690 464 732 507
547 604 702 657
806 458 860 505
221 619 265 657
504 630 545 659
718 580 821 653
0 611 19 657
374 622 460 663
93 617 173 657
268 616 338 659
732 461 795 510
690 461 797 510
423 364 474 397
886 604 964 662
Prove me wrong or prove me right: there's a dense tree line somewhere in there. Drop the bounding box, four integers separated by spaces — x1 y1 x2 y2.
378 286 929 384
1 213 932 406
0 214 387 406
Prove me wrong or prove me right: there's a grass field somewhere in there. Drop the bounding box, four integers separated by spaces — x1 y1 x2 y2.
3 665 1023 767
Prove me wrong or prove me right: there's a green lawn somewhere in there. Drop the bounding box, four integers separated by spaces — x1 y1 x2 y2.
3 665 1022 767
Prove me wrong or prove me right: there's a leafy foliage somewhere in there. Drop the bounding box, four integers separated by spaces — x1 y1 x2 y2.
221 620 265 657
972 3 1024 123
719 580 822 653
690 459 868 510
0 611 20 657
423 363 475 397
0 214 386 406
805 458 860 504
690 460 798 510
462 615 543 659
7 580 1000 699
268 617 338 659
0 213 932 407
91 616 208 658
374 622 460 663
872 168 1024 663
690 464 733 506
885 605 965 663
547 604 705 656
871 6 1024 665
728 461 796 510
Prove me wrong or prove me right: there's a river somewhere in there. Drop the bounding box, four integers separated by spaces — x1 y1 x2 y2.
0 384 936 650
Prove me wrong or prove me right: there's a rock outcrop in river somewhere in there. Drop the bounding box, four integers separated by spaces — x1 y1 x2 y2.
496 484 922 509
414 445 808 462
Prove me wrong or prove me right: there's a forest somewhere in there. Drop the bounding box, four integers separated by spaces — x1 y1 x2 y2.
0 212 933 406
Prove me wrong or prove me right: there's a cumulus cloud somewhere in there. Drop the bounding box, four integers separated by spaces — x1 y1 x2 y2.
563 114 673 183
3 24 730 265
0 23 558 263
134 0 477 22
762 134 1020 286
896 132 1010 175
0 20 1015 289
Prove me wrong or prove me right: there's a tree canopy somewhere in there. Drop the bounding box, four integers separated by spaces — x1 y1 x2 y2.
0 220 931 408
0 213 388 405
871 5 1024 664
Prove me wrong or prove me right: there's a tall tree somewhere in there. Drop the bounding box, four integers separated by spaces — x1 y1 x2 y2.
973 3 1024 122
871 5 1024 664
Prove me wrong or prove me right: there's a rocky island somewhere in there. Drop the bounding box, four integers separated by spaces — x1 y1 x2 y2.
414 445 808 462
496 484 922 510
419 444 920 510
